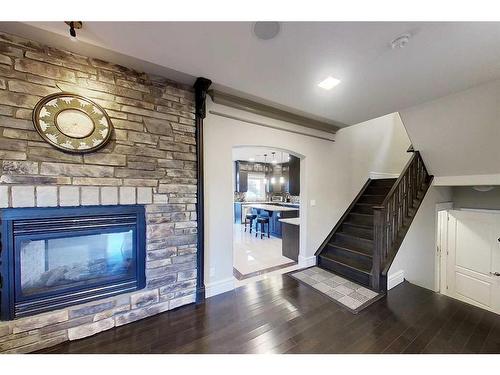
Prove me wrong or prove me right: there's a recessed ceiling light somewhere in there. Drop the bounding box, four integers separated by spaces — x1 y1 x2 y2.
318 76 341 90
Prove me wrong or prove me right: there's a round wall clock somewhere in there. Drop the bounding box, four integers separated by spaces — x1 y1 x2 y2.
32 92 113 153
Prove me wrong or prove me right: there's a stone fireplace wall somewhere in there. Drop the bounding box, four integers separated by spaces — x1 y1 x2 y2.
0 31 198 353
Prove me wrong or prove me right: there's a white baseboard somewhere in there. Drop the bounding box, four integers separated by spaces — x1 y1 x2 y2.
205 277 235 298
298 255 316 268
388 270 405 290
369 172 400 179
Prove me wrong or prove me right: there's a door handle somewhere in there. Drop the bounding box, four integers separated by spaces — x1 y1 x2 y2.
490 272 500 277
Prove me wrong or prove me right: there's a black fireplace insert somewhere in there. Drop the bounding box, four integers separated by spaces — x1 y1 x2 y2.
0 205 146 320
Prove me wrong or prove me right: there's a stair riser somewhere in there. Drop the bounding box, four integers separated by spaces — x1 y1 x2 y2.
351 204 373 215
370 179 396 187
341 224 374 240
325 245 373 269
334 233 373 252
347 213 373 226
318 256 371 287
358 195 385 204
366 187 392 195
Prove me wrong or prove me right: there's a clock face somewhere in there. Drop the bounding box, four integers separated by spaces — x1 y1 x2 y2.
32 93 113 153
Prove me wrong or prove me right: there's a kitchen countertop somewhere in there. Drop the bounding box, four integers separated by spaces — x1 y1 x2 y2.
244 203 299 212
279 217 300 226
235 201 300 207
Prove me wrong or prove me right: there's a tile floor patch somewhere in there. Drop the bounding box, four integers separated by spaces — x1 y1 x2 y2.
289 266 381 313
313 283 333 293
333 284 355 295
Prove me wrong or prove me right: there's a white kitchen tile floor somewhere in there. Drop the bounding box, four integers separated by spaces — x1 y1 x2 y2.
233 224 296 279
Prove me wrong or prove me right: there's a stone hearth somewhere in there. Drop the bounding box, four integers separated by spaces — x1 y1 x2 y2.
0 31 198 353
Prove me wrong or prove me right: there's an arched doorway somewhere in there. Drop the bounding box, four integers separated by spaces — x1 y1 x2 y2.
231 145 305 286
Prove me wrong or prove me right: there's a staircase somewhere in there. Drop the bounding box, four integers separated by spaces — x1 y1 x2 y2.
315 151 432 292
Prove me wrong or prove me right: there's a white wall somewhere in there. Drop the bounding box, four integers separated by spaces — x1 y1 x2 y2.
452 186 500 210
333 112 412 193
204 102 412 297
400 79 500 179
204 98 338 296
389 186 453 291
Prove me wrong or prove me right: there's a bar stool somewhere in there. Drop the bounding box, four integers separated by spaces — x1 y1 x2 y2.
244 213 257 233
255 216 270 239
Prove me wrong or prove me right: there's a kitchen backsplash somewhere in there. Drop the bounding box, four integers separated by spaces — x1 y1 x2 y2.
234 191 299 203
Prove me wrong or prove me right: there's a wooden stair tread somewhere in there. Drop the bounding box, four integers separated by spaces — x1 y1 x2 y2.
342 221 372 230
335 231 373 244
326 242 373 258
319 252 372 274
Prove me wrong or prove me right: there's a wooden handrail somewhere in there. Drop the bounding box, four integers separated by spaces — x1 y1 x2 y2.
372 151 432 292
379 152 417 208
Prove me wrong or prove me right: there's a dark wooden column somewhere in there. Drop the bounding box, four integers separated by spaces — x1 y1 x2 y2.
194 77 212 303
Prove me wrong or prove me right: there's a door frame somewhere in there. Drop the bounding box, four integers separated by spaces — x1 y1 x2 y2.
435 202 454 293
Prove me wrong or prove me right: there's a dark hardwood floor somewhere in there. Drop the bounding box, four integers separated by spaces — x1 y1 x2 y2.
37 276 500 354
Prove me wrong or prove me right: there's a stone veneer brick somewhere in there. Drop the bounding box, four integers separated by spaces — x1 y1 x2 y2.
11 185 34 207
0 30 198 353
81 186 100 205
59 186 79 206
0 185 8 207
101 186 118 205
36 186 57 207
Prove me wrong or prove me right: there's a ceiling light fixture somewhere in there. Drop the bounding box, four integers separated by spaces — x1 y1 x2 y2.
318 76 341 90
271 152 277 164
253 22 280 40
249 157 255 162
65 21 82 41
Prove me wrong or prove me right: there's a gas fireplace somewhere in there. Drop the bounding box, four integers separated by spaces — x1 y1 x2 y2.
0 205 146 320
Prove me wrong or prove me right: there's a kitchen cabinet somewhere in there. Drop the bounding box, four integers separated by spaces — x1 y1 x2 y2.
235 162 248 192
268 163 287 193
288 155 300 195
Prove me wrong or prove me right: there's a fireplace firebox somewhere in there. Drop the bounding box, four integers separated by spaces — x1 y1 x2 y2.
0 205 146 320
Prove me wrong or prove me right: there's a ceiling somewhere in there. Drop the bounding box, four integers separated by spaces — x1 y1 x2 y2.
3 22 500 127
232 147 289 163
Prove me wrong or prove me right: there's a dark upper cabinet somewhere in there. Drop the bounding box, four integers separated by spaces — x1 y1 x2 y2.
288 155 300 195
235 162 248 192
235 158 299 195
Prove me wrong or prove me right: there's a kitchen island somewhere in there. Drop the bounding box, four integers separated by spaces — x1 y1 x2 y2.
279 217 300 261
244 203 299 238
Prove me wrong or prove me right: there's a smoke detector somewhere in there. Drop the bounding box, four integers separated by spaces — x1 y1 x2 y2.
390 33 411 49
253 22 281 40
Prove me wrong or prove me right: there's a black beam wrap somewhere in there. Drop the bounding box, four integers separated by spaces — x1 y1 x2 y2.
194 77 212 303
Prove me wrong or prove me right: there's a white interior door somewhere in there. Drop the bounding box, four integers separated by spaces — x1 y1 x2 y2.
446 210 500 314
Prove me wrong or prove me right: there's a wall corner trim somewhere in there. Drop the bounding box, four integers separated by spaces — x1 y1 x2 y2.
194 77 212 304
388 270 405 290
205 277 235 298
299 255 316 268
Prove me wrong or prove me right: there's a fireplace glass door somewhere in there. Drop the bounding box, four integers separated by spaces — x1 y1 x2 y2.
0 206 146 320
18 229 135 298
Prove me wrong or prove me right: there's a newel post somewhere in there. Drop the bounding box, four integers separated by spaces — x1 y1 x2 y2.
194 77 212 304
372 205 385 292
